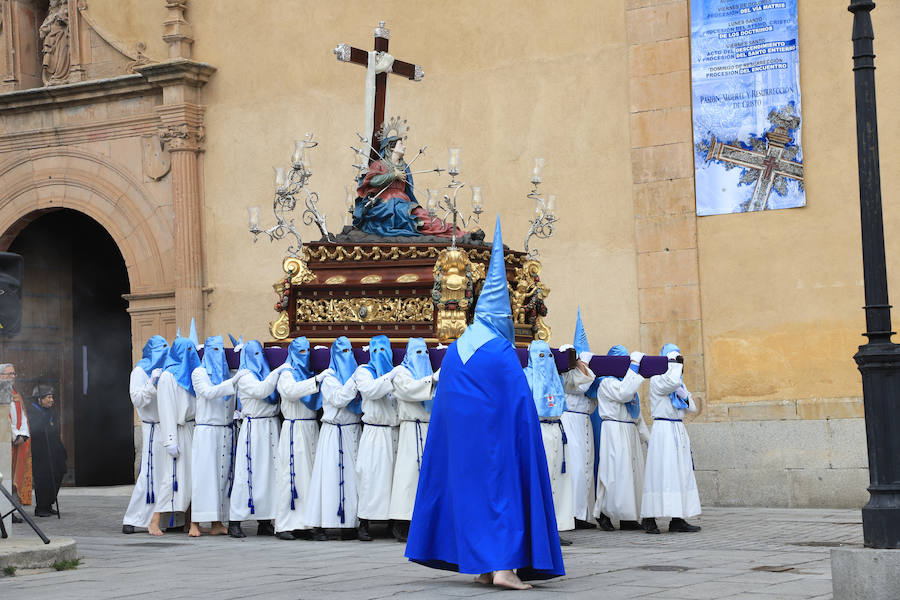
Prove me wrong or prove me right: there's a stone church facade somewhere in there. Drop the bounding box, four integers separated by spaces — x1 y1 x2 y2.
0 0 894 505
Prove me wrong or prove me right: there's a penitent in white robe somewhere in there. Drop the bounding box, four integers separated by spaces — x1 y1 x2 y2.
156 371 196 517
189 368 237 523
304 374 361 529
388 367 435 521
560 366 597 522
593 368 646 523
641 362 701 520
274 371 319 533
229 369 282 522
123 367 165 528
355 367 400 521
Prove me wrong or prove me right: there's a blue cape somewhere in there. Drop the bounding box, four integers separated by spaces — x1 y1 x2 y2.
137 335 169 376
201 335 232 403
287 337 321 411
164 337 201 396
240 340 278 405
661 342 688 409
329 336 361 414
401 337 434 411
524 340 566 418
364 335 394 378
406 337 565 579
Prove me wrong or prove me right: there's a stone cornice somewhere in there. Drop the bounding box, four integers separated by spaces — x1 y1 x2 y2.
0 60 216 114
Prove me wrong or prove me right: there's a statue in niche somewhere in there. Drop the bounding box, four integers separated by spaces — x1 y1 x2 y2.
40 0 70 86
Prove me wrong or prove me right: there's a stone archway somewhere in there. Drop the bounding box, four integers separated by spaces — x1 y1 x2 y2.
0 146 178 354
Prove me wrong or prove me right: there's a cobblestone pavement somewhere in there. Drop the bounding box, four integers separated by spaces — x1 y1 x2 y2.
0 486 862 599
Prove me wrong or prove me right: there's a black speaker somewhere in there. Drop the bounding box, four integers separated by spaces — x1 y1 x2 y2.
0 252 24 337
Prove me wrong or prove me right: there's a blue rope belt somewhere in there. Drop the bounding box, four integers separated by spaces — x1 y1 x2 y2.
142 421 158 504
414 419 427 473
165 420 194 527
600 418 638 425
540 418 567 474
653 417 683 422
362 422 393 427
564 409 593 415
245 416 255 515
285 418 316 510
323 421 359 525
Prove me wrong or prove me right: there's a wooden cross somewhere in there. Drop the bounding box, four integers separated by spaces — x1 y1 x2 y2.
334 22 424 161
705 127 804 212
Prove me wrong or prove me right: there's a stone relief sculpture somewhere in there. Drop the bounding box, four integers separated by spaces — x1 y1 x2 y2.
40 0 70 85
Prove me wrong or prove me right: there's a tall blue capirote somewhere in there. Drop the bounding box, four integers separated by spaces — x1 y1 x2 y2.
364 335 394 378
286 337 321 411
239 340 277 404
137 335 169 375
660 342 688 409
402 337 434 411
164 337 201 395
329 336 361 414
573 307 590 355
188 318 200 349
524 340 566 416
456 216 515 364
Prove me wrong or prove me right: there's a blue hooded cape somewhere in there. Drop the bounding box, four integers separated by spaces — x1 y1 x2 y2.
661 343 688 410
329 336 361 414
164 337 201 395
405 217 565 580
137 335 169 376
287 337 321 411
239 340 278 405
572 309 603 482
364 334 394 378
524 340 566 418
401 337 434 412
595 345 641 419
200 335 231 403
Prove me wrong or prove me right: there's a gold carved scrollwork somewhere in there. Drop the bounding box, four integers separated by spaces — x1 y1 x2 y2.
270 310 291 340
283 256 317 284
511 259 551 341
431 247 486 342
296 297 433 323
304 245 442 263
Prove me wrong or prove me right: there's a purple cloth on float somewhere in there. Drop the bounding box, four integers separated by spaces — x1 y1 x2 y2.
224 345 669 377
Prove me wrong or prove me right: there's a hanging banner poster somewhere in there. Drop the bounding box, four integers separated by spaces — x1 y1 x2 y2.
691 1 804 216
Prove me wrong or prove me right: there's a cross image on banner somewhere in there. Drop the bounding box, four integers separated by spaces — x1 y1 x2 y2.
691 1 804 216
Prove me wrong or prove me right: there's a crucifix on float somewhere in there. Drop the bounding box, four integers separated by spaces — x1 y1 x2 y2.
334 21 424 162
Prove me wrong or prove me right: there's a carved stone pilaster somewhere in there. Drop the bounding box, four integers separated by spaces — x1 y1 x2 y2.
163 0 193 59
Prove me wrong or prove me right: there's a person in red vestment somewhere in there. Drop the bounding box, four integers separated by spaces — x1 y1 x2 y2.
2 363 32 509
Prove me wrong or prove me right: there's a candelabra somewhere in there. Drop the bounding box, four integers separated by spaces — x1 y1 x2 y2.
433 148 483 248
523 157 559 259
249 133 331 257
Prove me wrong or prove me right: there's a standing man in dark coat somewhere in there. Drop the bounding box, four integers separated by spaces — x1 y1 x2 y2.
27 384 66 517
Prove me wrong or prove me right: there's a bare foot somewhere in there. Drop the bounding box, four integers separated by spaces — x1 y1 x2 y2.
474 572 493 585
493 570 532 590
209 521 227 536
148 514 164 537
188 522 202 537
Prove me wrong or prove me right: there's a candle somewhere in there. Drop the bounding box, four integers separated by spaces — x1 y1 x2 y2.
532 157 545 184
546 194 557 215
448 148 461 174
292 140 304 166
471 186 483 212
426 189 440 213
248 206 260 230
534 197 545 218
273 166 287 190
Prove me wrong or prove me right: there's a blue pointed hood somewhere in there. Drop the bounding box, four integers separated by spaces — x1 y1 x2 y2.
137 335 169 376
164 337 201 395
573 307 590 354
188 318 200 349
329 336 361 414
364 335 394 378
287 337 321 410
524 340 565 414
239 340 278 404
201 336 229 385
402 337 434 412
457 216 514 364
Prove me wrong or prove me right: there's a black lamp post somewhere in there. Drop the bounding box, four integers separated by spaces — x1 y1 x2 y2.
849 0 900 549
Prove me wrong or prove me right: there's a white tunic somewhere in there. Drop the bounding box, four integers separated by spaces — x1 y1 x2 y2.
123 367 164 527
593 369 645 522
355 367 399 520
388 367 434 521
274 371 319 533
304 374 361 528
560 366 597 522
229 369 282 522
641 362 701 519
190 367 237 523
156 370 196 516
